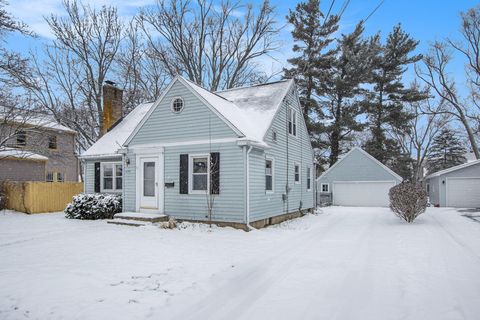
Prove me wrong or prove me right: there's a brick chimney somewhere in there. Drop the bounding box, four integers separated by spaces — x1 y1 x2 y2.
101 80 123 136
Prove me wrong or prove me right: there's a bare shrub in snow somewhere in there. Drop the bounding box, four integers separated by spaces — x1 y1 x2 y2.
389 183 427 223
158 217 177 229
65 193 122 220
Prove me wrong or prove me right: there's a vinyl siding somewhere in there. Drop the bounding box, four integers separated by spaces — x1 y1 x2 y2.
426 162 480 207
128 80 239 146
123 142 245 222
83 156 122 194
317 148 402 191
249 87 315 221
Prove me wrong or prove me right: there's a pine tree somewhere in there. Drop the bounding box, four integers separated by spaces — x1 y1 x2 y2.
318 22 373 166
284 0 339 163
362 25 427 165
427 128 467 173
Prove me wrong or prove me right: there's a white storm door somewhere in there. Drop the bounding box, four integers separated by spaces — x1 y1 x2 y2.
140 157 158 210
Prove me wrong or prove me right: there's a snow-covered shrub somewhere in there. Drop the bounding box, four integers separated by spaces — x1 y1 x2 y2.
65 193 122 220
389 183 427 223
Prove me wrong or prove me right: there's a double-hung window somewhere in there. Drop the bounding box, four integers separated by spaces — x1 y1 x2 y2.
189 155 209 193
288 108 297 136
16 130 26 146
294 163 300 184
56 172 64 182
265 158 274 192
101 163 122 192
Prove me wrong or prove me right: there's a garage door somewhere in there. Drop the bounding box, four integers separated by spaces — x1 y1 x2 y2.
446 178 480 208
332 181 396 207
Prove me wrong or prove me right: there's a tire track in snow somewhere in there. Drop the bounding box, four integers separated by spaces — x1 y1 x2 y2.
165 213 346 320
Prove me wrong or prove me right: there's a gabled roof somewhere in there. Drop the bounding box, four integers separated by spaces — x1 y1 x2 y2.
83 76 294 158
82 102 154 158
316 147 403 181
425 159 480 179
0 106 76 134
215 79 294 141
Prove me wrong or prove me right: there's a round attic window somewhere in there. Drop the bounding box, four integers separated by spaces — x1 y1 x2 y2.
171 97 184 113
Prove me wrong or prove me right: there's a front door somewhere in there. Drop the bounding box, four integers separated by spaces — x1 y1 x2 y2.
139 157 159 211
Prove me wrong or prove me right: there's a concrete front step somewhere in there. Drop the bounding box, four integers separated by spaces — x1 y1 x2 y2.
113 212 169 223
106 218 151 227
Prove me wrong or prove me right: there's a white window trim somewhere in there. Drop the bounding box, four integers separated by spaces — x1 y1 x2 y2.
265 156 275 194
288 108 298 137
294 162 301 184
171 96 184 113
188 154 210 195
100 162 123 192
321 183 329 193
307 166 312 191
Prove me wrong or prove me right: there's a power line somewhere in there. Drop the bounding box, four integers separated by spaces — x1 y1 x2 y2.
324 0 336 24
338 0 351 19
364 0 386 22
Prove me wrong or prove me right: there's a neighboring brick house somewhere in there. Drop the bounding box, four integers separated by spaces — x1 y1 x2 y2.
0 112 79 182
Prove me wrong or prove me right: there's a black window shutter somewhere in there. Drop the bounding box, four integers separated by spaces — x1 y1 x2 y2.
94 162 101 192
179 154 189 194
210 152 220 195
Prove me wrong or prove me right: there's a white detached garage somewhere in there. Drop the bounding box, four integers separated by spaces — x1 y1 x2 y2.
316 148 403 207
425 160 480 208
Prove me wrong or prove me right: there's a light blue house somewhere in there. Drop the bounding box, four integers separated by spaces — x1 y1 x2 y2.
81 76 315 229
424 160 480 208
316 147 402 207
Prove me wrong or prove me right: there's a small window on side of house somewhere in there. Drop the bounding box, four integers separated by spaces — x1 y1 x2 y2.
272 130 277 142
307 167 311 191
48 135 57 149
288 108 297 136
46 172 54 182
321 183 329 193
265 158 274 192
294 163 300 184
16 130 26 146
426 183 430 193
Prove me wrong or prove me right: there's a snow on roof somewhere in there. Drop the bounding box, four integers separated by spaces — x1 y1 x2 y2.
216 79 294 141
84 76 294 157
82 102 154 157
0 147 48 161
425 159 480 179
0 106 76 134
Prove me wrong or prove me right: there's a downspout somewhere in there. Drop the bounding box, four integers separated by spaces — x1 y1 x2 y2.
244 145 253 230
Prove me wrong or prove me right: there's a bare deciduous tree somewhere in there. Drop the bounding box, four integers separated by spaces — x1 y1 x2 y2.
390 93 449 181
416 41 480 159
7 0 123 152
138 0 281 91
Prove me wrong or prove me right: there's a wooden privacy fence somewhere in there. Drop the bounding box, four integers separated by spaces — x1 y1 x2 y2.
3 181 83 213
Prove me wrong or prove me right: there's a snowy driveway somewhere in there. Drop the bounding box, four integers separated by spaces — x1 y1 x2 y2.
1 207 480 320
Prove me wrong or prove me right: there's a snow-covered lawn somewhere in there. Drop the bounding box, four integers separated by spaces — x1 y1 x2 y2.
1 207 480 320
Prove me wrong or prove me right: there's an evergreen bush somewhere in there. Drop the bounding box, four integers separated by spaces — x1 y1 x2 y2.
65 193 122 220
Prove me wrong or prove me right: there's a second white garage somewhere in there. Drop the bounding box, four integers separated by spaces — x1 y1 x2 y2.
316 148 403 207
